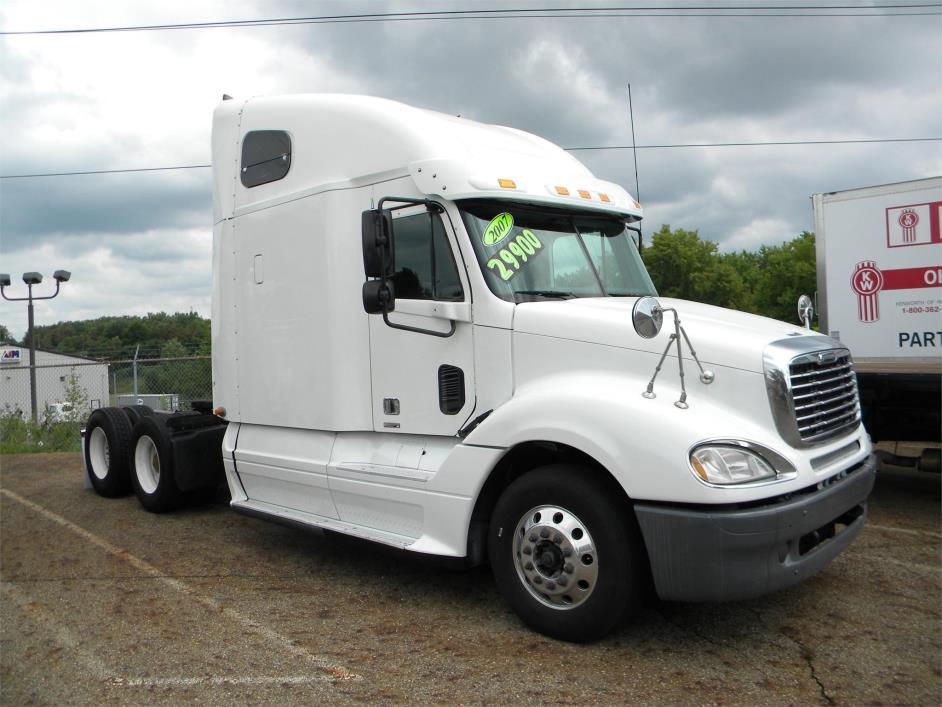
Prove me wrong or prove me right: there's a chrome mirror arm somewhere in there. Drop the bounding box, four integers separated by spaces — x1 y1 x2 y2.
678 322 714 385
642 332 677 400
641 305 714 409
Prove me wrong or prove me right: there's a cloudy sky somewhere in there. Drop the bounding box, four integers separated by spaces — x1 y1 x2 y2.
1 1 939 341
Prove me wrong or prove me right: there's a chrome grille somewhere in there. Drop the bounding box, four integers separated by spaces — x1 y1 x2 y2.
788 350 861 443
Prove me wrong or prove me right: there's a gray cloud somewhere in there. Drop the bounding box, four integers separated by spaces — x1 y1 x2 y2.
0 172 210 246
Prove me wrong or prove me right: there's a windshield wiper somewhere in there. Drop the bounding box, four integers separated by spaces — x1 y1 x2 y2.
513 290 577 300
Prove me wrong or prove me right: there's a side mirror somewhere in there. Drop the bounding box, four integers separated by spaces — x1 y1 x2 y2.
797 294 814 330
362 280 396 314
632 296 664 338
361 209 395 278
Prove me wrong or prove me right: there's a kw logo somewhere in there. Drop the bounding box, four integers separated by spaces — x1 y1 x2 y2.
851 261 884 322
850 260 942 323
898 209 919 243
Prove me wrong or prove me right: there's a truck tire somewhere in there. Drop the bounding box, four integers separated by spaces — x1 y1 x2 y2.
129 415 182 513
488 464 643 642
84 407 133 497
121 405 154 425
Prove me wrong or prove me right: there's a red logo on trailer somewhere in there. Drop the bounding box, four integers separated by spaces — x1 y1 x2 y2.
886 201 942 248
898 209 919 242
851 260 942 323
851 261 884 322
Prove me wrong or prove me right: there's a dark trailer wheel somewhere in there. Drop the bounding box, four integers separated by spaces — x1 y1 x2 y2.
84 407 134 497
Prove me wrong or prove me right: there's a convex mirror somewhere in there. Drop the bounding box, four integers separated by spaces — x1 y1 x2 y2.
632 296 664 338
797 294 814 328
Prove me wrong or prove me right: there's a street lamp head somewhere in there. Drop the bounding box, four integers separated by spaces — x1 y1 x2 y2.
53 270 71 283
22 272 43 285
0 274 10 287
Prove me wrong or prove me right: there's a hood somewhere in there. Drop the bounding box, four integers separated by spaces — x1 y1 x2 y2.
512 297 832 373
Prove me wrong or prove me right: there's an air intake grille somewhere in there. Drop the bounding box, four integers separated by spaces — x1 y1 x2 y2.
788 350 861 443
438 365 465 415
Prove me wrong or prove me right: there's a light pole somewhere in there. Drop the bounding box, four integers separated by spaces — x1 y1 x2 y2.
0 270 71 422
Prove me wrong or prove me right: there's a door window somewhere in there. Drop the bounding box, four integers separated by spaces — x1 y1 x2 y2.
390 213 464 301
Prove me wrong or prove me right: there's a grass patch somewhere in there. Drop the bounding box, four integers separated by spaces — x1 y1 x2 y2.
0 415 83 454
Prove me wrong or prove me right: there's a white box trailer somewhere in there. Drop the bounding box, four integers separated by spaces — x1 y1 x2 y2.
83 94 876 641
812 177 941 468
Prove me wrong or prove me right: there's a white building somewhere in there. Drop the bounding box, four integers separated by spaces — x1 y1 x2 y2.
0 347 108 418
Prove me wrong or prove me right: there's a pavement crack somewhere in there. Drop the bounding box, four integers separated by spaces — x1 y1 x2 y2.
804 650 836 707
654 607 773 683
744 606 835 705
655 608 725 649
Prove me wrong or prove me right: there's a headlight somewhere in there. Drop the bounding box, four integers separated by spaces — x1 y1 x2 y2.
689 445 777 485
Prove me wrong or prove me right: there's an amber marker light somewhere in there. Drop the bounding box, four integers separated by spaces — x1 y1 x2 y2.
599 193 611 203
633 200 642 209
214 406 227 418
690 455 709 482
578 190 591 199
554 186 570 196
498 179 517 189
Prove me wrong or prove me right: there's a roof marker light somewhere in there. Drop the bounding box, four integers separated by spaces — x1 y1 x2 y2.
554 186 570 196
498 179 517 189
578 190 591 199
599 193 611 203
633 200 642 209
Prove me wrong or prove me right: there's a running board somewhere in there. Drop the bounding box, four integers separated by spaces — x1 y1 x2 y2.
230 498 416 550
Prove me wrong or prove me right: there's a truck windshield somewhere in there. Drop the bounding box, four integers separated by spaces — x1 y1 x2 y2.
458 199 657 302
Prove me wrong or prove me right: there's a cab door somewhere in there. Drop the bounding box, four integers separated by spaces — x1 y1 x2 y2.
367 206 476 435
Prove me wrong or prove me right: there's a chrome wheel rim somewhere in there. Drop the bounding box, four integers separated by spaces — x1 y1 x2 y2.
513 505 598 610
134 435 160 494
88 427 110 480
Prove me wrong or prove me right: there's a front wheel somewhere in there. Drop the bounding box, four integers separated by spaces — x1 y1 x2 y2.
488 464 644 642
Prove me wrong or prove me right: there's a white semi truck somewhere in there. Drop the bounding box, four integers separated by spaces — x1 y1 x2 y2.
84 95 876 641
811 177 941 472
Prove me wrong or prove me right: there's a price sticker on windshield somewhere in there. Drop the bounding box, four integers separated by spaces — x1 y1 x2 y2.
486 229 544 281
483 213 514 246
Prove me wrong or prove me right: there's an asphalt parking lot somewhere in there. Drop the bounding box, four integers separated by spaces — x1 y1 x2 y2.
1 452 939 705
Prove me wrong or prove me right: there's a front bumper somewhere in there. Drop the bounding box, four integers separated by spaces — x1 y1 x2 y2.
634 453 877 602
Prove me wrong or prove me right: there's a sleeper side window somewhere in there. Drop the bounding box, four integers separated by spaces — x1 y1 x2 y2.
390 213 464 301
241 130 291 188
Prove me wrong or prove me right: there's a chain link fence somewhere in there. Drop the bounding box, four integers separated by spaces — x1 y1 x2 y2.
1 355 211 453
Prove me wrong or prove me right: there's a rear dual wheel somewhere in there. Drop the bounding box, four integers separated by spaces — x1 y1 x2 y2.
489 464 644 642
129 415 183 513
87 407 216 512
121 404 154 425
84 408 133 497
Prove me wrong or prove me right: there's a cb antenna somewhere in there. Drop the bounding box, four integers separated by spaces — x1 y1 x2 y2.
627 82 643 249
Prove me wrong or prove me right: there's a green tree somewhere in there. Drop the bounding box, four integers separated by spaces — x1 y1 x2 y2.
161 338 188 359
27 311 210 359
720 250 762 299
61 369 90 423
644 225 750 310
0 324 14 344
752 232 817 324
